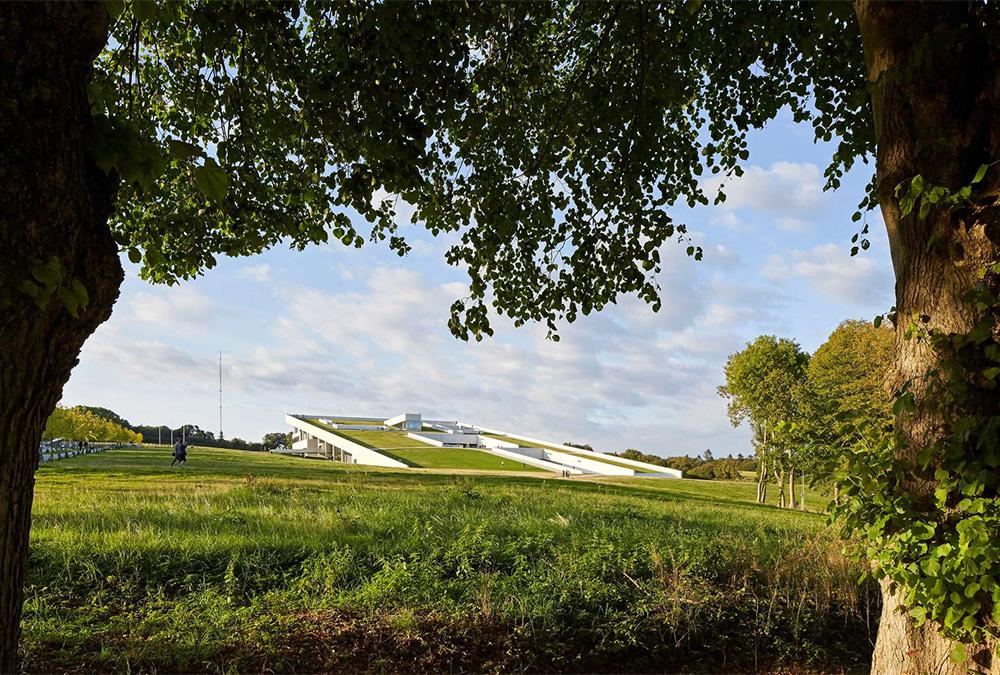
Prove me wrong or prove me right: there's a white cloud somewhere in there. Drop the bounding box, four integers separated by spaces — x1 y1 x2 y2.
103 262 761 455
711 161 824 214
704 162 825 232
777 217 809 232
130 286 214 327
238 264 272 283
709 210 748 230
762 243 892 306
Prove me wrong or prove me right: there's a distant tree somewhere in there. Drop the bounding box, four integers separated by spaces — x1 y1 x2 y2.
687 458 747 481
702 449 714 462
262 432 291 450
72 406 131 430
564 442 594 451
803 320 894 501
180 424 214 442
616 448 676 469
44 407 141 444
718 336 809 507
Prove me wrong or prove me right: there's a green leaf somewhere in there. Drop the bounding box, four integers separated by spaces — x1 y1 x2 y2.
127 248 142 264
167 139 202 161
56 286 80 318
893 392 917 415
70 279 90 308
102 0 125 20
31 258 62 286
971 164 988 184
193 159 230 202
950 643 966 664
132 0 160 21
19 279 41 301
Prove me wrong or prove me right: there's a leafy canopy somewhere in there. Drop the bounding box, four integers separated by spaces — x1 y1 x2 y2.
43 407 142 444
93 0 870 339
806 319 893 451
718 335 810 433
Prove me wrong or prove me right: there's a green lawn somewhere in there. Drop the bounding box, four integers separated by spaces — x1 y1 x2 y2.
325 417 385 426
304 419 543 472
21 445 877 673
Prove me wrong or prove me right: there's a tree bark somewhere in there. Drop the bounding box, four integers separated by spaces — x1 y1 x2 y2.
788 467 796 510
756 424 768 503
0 5 119 669
775 466 785 509
856 1 1000 671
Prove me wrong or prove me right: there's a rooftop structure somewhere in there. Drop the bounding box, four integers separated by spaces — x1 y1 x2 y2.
279 413 682 478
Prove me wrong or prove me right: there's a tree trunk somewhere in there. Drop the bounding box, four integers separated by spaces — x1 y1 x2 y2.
788 467 796 510
756 455 768 503
856 1 1000 671
0 5 119 669
775 466 785 509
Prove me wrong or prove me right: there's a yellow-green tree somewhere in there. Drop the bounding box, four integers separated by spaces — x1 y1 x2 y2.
43 407 141 444
804 320 894 498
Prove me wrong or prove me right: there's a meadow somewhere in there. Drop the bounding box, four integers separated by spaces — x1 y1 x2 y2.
22 446 879 673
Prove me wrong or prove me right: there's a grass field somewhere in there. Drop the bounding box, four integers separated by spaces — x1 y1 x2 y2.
304 419 542 472
22 445 879 673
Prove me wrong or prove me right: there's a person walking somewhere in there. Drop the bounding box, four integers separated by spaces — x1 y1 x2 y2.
171 438 187 466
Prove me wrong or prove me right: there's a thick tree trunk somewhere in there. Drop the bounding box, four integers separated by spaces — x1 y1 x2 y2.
856 1 1000 671
787 467 796 510
0 5 119 669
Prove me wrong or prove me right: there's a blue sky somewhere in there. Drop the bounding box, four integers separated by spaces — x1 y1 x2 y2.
61 110 893 457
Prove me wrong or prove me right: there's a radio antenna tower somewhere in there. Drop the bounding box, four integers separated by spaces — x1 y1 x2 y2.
218 352 224 441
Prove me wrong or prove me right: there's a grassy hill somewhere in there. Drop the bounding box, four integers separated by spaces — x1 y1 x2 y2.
22 445 878 673
302 418 542 471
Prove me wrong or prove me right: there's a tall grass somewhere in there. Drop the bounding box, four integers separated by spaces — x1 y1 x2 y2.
22 446 878 673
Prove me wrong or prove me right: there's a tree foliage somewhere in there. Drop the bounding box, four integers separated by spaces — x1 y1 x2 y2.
803 319 893 478
719 335 810 438
262 432 291 450
86 1 872 340
73 405 132 430
837 301 1000 648
43 407 142 444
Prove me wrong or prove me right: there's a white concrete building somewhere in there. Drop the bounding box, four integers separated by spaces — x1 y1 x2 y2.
279 412 682 478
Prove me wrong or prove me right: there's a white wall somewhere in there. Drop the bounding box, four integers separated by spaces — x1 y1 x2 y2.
468 424 682 478
484 446 582 474
479 436 518 450
285 415 408 469
407 431 480 447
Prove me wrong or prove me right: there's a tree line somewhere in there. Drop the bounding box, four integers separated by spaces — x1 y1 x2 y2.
719 319 893 510
65 406 290 451
609 447 758 480
43 407 142 444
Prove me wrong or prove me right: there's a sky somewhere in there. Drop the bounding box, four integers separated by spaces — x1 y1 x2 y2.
60 109 894 457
